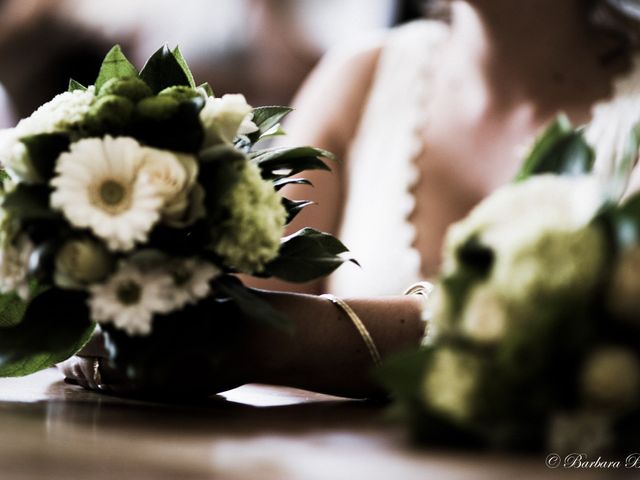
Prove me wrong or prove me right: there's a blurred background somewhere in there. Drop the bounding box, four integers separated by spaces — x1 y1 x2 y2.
0 0 427 128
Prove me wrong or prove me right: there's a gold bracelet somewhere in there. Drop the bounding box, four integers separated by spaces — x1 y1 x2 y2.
320 294 382 366
403 281 435 343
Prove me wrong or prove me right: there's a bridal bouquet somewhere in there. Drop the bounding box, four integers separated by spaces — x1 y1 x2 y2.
379 116 640 453
0 45 353 390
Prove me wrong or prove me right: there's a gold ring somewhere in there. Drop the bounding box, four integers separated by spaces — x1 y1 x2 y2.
92 358 103 386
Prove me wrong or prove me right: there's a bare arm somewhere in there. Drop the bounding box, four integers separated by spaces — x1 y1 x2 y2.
61 292 425 399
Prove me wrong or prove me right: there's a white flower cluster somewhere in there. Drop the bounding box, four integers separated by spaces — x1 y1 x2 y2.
0 88 95 183
89 258 219 335
51 136 198 251
200 93 258 146
0 67 291 338
422 175 616 422
438 174 607 344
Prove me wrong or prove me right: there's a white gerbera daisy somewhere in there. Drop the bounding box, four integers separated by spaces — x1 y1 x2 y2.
50 136 165 251
168 258 220 309
89 262 175 336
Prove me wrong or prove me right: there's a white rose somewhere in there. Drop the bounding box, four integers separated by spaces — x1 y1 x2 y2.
0 87 96 183
581 346 640 408
140 148 199 222
199 94 258 146
441 175 607 319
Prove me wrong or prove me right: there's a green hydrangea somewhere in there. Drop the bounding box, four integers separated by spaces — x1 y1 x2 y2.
159 85 199 102
85 94 134 132
99 77 152 102
213 161 286 273
136 95 180 120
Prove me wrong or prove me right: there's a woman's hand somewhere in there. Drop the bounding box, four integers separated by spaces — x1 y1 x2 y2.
57 329 131 392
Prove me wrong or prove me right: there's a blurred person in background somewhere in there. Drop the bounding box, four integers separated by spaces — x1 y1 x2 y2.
0 0 118 123
261 0 640 297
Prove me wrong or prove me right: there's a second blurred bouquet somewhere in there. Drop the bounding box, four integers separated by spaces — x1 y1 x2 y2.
0 45 354 391
379 116 640 453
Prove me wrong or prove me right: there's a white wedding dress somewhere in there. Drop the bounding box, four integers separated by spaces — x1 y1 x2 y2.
328 19 640 298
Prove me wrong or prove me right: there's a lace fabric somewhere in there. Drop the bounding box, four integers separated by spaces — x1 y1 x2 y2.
329 20 448 297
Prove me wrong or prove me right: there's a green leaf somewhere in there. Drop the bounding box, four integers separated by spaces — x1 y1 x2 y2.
19 133 70 182
198 82 214 97
68 79 87 92
264 227 359 283
282 197 314 224
2 184 59 222
607 122 640 201
95 45 139 93
251 146 333 179
172 46 196 88
140 45 193 94
247 106 293 143
515 115 594 181
0 289 95 377
0 293 28 328
604 193 640 250
273 177 313 191
214 276 292 331
374 347 431 399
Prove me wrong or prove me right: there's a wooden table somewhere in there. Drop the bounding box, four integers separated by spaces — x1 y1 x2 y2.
0 369 631 479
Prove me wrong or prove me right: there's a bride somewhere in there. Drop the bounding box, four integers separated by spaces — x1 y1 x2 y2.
62 0 640 397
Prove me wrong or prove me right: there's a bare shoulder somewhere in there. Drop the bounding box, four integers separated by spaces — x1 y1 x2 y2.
284 34 385 151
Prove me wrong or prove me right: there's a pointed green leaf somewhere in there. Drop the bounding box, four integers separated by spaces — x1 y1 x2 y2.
95 45 139 93
140 45 192 93
273 177 313 191
0 293 28 328
68 79 87 92
607 122 640 201
258 125 287 142
172 46 196 88
0 289 95 377
198 82 214 97
247 106 293 143
2 184 59 222
251 146 333 179
374 347 431 399
19 133 70 182
282 197 315 224
214 276 292 331
264 227 359 283
603 192 640 250
515 115 594 181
